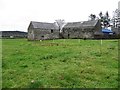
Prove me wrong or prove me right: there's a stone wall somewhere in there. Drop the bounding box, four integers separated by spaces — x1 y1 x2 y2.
28 29 59 40
62 27 95 39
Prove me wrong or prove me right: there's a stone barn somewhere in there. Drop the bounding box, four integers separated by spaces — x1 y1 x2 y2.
62 20 102 39
28 21 59 40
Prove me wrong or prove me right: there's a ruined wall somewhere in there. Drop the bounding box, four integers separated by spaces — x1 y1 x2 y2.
62 27 95 39
33 29 59 40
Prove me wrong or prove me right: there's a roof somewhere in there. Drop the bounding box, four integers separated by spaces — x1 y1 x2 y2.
64 22 82 28
30 21 59 30
1 31 27 36
64 20 99 28
82 20 98 27
1 31 27 34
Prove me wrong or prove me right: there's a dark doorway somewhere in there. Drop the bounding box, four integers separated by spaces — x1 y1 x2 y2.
51 29 53 33
68 34 70 39
41 35 44 40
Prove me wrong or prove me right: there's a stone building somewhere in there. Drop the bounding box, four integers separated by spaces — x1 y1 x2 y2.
62 20 102 39
28 21 59 40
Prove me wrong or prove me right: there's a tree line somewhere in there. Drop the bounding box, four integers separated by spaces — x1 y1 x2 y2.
89 10 120 29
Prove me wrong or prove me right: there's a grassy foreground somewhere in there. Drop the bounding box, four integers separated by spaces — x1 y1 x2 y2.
2 39 118 88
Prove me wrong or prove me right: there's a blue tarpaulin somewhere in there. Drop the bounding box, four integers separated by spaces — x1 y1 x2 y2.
102 28 113 33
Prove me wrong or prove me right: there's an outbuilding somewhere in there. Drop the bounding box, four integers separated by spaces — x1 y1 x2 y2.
62 20 102 39
28 21 59 40
1 31 27 38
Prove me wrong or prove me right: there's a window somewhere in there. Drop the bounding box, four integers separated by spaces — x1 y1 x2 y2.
51 29 53 33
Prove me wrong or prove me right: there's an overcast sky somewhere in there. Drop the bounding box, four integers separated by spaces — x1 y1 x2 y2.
0 0 119 32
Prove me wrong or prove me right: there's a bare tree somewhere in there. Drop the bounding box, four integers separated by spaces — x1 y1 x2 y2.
55 19 66 33
112 9 120 28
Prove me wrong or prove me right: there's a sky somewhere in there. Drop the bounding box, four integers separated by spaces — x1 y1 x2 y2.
0 0 119 32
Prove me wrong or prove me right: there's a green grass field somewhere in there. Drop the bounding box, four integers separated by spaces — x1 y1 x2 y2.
2 39 118 88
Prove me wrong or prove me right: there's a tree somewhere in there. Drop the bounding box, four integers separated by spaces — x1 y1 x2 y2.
99 11 104 23
99 11 103 18
89 14 96 20
55 19 66 33
99 11 110 28
112 9 120 28
105 11 109 19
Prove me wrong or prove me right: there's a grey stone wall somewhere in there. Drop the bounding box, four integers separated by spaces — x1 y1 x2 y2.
62 27 95 39
28 29 59 40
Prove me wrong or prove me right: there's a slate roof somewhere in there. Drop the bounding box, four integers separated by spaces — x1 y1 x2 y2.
30 21 59 30
82 20 98 27
64 22 82 28
64 20 98 28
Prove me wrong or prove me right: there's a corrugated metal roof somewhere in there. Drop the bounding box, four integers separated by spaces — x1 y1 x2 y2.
31 21 59 30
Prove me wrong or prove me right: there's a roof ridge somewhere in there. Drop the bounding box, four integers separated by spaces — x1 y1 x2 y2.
31 21 54 24
64 20 98 28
